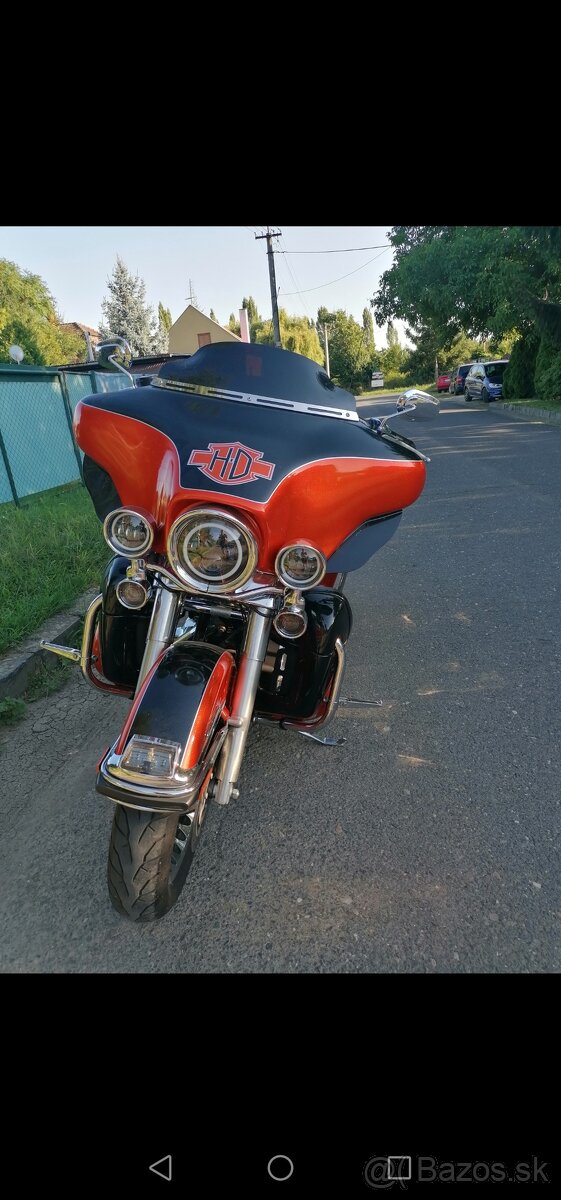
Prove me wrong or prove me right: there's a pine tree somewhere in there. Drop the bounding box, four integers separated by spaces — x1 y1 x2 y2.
99 256 156 357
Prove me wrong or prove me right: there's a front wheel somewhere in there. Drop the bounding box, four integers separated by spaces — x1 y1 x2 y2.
107 772 212 921
482 387 490 403
464 388 472 402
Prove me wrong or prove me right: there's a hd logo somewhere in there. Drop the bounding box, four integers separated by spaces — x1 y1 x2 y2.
188 441 275 486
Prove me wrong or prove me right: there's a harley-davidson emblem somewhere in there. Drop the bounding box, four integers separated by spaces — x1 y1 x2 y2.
188 441 275 486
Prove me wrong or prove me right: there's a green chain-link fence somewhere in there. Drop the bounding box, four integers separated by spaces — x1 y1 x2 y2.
0 366 129 506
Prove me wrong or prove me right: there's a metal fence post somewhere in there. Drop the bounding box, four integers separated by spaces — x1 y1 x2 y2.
0 423 20 507
58 371 84 482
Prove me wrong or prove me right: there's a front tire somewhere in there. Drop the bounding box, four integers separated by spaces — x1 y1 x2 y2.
107 773 212 921
482 387 490 403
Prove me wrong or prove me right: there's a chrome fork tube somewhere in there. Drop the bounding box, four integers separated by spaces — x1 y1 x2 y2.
134 586 179 697
214 605 273 806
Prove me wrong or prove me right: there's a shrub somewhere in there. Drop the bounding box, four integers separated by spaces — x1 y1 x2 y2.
502 332 539 399
535 336 561 403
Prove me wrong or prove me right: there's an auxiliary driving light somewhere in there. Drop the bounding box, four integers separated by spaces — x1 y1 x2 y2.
275 543 326 590
120 735 181 780
116 579 149 610
273 593 308 640
103 508 155 556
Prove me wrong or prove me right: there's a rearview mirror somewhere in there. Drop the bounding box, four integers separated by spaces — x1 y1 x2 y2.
395 389 440 421
95 337 133 383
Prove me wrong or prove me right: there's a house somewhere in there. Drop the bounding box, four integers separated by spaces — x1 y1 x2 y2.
168 304 242 356
60 322 102 361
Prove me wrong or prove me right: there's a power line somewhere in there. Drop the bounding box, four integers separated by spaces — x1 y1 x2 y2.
278 243 390 254
278 236 313 321
278 248 390 296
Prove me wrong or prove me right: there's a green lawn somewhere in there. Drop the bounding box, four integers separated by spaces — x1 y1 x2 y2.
501 397 561 412
358 381 437 399
0 483 109 655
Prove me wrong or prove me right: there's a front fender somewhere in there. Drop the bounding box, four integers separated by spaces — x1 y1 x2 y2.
97 641 235 813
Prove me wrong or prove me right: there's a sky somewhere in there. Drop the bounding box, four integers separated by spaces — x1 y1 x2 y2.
0 225 405 345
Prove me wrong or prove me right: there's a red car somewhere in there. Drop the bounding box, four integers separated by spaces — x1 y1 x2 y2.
437 372 451 393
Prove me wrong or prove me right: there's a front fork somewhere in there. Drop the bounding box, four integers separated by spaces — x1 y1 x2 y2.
135 587 274 807
213 603 274 805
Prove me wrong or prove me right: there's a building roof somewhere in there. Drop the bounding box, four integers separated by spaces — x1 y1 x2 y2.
170 304 242 340
60 322 101 338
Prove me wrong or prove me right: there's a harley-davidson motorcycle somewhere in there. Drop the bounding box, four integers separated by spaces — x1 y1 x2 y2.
42 339 438 921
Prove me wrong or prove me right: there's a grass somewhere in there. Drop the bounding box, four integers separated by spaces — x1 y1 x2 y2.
0 696 27 725
501 397 561 411
358 381 437 399
0 483 109 655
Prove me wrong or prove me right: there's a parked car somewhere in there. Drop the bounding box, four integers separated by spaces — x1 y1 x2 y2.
448 363 474 395
464 360 509 403
371 371 384 388
437 372 451 393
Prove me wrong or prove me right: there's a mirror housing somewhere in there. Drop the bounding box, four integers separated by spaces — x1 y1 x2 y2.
95 337 133 384
395 389 440 421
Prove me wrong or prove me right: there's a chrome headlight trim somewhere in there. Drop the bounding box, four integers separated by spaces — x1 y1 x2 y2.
103 508 155 556
167 507 258 594
275 543 327 590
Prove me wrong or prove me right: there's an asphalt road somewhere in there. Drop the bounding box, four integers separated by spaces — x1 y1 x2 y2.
1 396 560 972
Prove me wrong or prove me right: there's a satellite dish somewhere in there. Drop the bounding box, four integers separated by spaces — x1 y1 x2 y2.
9 345 24 364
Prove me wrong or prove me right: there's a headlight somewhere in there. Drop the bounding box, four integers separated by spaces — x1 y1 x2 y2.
104 508 154 556
275 543 326 590
168 508 258 593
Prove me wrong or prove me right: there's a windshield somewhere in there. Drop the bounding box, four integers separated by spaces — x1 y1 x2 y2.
485 363 507 382
158 341 357 414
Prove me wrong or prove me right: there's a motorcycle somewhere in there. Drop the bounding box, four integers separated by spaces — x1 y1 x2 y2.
42 338 438 921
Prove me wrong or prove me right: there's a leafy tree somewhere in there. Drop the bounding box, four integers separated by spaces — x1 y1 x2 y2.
242 296 261 329
0 258 85 365
372 226 561 346
254 308 323 363
362 306 375 352
99 256 156 356
151 301 172 354
209 308 217 322
386 320 399 348
316 308 372 391
227 312 241 336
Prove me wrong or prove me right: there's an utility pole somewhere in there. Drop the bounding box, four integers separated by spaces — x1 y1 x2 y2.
323 323 330 376
255 227 282 348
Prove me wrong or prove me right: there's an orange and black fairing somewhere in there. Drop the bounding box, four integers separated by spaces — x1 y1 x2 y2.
75 342 426 578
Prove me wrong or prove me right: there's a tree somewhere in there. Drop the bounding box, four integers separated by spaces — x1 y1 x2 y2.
372 226 561 346
316 308 372 392
362 306 375 352
227 312 240 336
151 301 172 354
209 308 218 322
242 296 261 330
0 258 85 365
254 308 323 363
386 320 399 348
99 256 156 357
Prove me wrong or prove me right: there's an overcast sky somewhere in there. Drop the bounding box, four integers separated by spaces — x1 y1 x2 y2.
0 225 406 345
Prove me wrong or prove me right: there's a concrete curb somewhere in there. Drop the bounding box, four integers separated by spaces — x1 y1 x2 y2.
496 401 561 425
0 588 98 701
